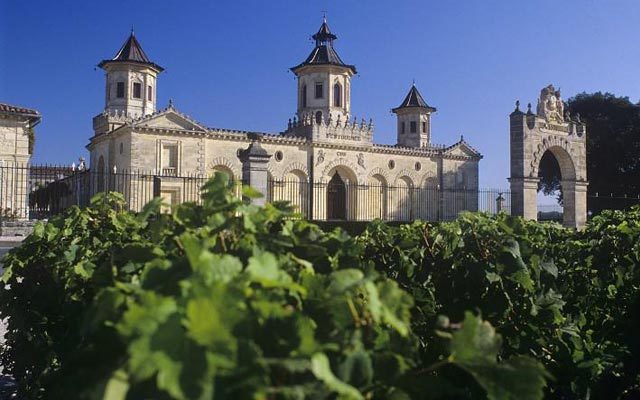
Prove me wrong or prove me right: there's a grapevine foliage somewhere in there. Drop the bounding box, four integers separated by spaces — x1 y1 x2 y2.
0 174 548 399
360 209 640 399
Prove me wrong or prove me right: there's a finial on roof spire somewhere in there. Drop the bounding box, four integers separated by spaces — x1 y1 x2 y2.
412 78 416 86
168 99 174 108
131 25 134 35
322 11 327 22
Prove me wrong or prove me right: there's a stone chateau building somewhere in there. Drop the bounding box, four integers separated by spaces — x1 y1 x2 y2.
88 19 482 220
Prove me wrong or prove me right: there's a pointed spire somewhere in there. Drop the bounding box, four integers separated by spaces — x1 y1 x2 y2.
312 15 337 45
392 84 436 113
291 17 356 74
98 31 163 72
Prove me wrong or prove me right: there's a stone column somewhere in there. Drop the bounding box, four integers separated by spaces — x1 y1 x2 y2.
496 193 506 213
561 180 588 229
509 177 539 220
240 135 272 206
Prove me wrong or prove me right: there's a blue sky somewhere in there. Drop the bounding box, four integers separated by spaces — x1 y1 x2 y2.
2 0 639 189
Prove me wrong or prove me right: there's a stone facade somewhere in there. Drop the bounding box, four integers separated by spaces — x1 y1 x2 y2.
0 103 40 219
509 86 588 228
87 21 482 220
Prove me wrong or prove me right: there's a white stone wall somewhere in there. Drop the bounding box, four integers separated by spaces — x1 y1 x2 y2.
0 116 32 218
104 65 158 118
296 67 352 121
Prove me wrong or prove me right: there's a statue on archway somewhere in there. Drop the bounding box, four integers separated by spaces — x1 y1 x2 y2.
537 84 565 123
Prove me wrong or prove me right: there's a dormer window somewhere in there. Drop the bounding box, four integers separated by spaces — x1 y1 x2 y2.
422 121 427 133
315 83 323 99
116 82 125 98
147 86 153 101
133 82 142 99
410 121 417 133
401 122 405 134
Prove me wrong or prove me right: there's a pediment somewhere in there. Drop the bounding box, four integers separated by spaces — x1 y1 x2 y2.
443 141 481 158
132 110 207 132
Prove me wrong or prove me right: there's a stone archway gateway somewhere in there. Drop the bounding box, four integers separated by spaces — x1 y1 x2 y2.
509 85 588 228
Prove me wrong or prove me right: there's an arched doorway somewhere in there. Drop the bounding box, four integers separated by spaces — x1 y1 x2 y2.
536 146 576 226
393 176 414 221
537 150 564 222
368 174 387 220
327 172 346 220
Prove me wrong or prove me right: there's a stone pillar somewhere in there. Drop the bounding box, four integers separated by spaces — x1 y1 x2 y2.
496 193 506 213
240 135 272 206
561 180 588 229
509 177 539 220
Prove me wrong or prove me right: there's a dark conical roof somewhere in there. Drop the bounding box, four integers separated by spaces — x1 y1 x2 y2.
291 18 356 74
312 18 337 43
392 85 436 113
98 32 163 71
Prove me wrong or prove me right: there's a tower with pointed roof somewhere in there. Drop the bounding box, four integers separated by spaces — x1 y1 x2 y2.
392 84 436 148
94 30 163 134
291 17 356 125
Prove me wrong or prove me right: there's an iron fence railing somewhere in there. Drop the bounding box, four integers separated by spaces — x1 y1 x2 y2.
267 179 510 222
19 163 640 223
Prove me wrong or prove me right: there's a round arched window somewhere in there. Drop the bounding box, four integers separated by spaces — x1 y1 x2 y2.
275 151 284 162
388 160 395 169
415 162 421 171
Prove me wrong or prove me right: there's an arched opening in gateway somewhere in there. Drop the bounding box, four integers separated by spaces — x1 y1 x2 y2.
537 149 565 221
327 172 346 220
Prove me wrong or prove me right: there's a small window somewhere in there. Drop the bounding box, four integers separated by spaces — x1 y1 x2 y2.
302 85 307 108
147 86 153 101
133 82 142 99
315 83 323 99
116 82 125 98
388 160 395 170
315 111 323 124
422 121 427 133
410 121 417 133
333 83 342 107
415 162 421 171
275 151 284 162
401 122 405 134
119 142 123 154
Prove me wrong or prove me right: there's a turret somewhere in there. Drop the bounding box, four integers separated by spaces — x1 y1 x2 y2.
290 17 356 124
392 84 436 148
95 30 163 133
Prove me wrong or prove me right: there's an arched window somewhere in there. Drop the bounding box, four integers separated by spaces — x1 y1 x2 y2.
302 85 307 108
333 83 342 107
315 111 323 124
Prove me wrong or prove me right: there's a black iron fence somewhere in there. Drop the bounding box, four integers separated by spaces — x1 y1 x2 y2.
268 179 510 221
0 163 515 222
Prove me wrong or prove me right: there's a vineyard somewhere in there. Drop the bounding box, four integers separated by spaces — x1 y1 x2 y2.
1 174 639 399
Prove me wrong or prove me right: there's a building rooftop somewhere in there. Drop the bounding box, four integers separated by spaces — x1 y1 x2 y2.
291 18 356 74
0 102 41 123
392 84 436 113
98 31 164 72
